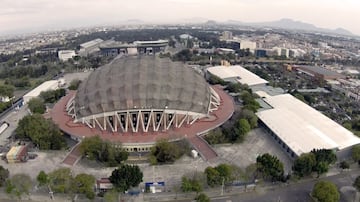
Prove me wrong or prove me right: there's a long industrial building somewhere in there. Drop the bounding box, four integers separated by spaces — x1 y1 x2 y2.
100 40 168 56
206 65 269 86
23 80 60 104
256 92 360 159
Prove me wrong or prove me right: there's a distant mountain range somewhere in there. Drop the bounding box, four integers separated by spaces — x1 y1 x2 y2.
176 17 353 36
225 18 353 36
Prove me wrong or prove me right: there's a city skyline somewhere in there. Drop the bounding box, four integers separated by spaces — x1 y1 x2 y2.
1 0 360 36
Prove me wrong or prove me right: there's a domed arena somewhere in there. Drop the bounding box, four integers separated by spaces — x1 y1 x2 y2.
66 56 221 133
52 55 234 154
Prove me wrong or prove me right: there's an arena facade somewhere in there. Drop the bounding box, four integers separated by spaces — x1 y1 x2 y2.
66 56 220 133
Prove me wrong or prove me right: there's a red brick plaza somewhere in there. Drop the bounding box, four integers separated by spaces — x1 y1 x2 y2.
51 85 234 161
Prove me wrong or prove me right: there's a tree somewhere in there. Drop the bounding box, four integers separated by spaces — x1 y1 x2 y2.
72 173 96 199
150 139 190 164
0 166 9 187
205 164 233 187
109 164 143 192
314 161 329 177
27 97 46 114
104 190 119 202
216 164 233 182
204 128 226 145
37 170 49 186
48 168 73 193
68 79 82 90
256 153 284 181
40 89 66 103
293 153 316 177
80 136 128 166
181 176 203 193
237 119 251 136
15 114 66 150
312 181 340 202
195 193 210 202
352 145 360 162
339 161 350 170
311 149 337 165
239 109 258 129
354 176 360 192
204 167 220 187
6 174 33 199
0 84 14 98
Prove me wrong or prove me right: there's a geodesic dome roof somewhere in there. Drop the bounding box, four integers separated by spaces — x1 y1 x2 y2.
74 56 211 118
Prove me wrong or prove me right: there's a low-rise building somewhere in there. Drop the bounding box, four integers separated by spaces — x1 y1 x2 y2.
291 65 346 80
58 50 76 61
6 145 28 163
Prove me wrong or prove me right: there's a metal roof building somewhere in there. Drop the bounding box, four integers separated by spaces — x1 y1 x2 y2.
207 65 268 86
256 94 360 158
67 56 220 133
23 80 59 104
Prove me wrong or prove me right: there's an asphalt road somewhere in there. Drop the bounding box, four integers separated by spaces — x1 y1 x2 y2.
212 169 359 202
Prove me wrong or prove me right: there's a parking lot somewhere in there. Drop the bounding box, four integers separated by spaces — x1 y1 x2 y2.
61 71 92 88
214 128 293 173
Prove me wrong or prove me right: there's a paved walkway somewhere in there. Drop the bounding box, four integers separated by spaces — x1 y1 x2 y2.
62 142 82 166
187 135 218 161
51 85 235 161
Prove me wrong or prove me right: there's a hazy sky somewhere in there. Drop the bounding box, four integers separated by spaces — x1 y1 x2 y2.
1 0 360 35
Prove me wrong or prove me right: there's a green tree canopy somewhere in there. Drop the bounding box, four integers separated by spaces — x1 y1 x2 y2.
28 97 46 114
68 79 82 90
150 139 190 164
354 176 360 192
312 181 340 202
6 174 33 200
237 119 251 136
181 176 203 193
0 84 15 98
195 193 210 202
339 161 350 170
15 114 66 150
314 161 329 177
351 145 360 162
0 165 9 187
72 173 96 199
256 153 285 181
109 164 143 192
39 88 66 103
48 168 73 193
293 153 316 177
204 167 220 187
311 149 337 165
239 109 258 129
205 164 233 187
80 136 128 166
37 170 49 186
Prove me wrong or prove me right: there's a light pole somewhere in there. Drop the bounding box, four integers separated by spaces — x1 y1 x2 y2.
221 177 225 195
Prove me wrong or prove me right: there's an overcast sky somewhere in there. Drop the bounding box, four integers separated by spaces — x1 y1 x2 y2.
1 0 360 35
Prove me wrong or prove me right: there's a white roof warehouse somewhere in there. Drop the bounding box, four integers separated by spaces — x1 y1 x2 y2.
207 65 268 86
256 94 360 158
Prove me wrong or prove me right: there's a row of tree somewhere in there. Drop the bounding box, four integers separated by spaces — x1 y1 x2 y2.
36 168 96 199
149 139 191 165
293 149 337 178
80 136 128 167
205 109 258 144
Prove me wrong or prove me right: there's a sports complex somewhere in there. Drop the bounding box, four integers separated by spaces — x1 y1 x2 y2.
51 56 235 155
